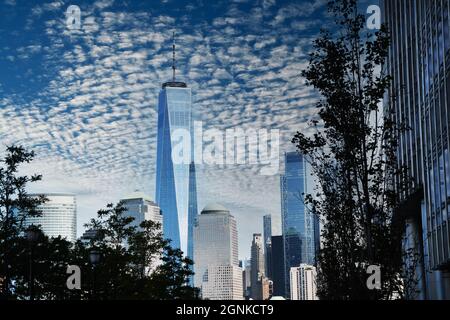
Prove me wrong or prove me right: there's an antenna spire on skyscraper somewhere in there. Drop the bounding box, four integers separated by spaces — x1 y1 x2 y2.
172 31 176 82
162 31 186 89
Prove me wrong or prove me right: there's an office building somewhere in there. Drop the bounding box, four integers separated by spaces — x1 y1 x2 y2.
290 264 318 300
280 152 318 295
383 0 450 299
241 259 252 299
121 192 163 228
250 233 269 300
271 235 286 297
155 35 197 254
263 215 273 279
24 193 76 243
187 161 199 284
193 204 243 300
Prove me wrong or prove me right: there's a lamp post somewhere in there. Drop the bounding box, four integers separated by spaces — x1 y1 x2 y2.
25 227 40 301
89 249 101 299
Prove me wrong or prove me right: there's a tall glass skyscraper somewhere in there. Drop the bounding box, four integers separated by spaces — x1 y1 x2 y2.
383 0 450 299
155 80 193 253
155 38 197 255
24 193 77 243
280 152 318 296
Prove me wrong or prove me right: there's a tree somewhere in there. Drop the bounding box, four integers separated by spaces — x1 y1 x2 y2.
13 229 77 300
293 0 409 299
0 145 199 300
81 202 199 300
0 146 47 299
148 247 199 300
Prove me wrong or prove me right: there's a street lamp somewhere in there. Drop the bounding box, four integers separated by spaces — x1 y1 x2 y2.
89 249 101 299
25 227 40 301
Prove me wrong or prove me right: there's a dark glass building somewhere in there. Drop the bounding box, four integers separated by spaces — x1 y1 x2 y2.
271 235 286 297
383 0 450 299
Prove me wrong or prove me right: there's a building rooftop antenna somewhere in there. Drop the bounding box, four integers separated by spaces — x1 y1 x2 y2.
162 31 186 89
172 31 176 82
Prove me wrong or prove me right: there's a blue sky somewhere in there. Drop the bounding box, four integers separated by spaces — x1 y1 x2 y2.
0 0 331 259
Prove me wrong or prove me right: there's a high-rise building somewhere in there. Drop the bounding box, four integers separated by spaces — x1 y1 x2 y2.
250 233 269 300
290 264 318 300
155 36 197 255
271 235 286 297
280 152 318 295
383 0 450 299
187 161 198 260
120 192 163 271
121 192 163 229
242 259 252 299
25 193 76 243
263 215 273 279
193 204 243 300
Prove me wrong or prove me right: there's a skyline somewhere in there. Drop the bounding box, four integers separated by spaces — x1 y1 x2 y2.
0 0 334 259
2 0 449 303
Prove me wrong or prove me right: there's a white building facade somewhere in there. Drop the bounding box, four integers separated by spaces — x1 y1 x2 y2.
25 193 77 242
290 264 318 300
121 192 163 228
193 203 243 300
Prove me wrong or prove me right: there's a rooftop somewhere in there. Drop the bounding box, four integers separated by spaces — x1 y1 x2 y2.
201 203 229 214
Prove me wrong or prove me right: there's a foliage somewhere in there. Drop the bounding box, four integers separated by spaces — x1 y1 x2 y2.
0 145 199 300
0 145 47 299
293 0 410 300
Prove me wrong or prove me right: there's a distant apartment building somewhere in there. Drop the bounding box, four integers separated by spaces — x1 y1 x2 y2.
290 264 318 300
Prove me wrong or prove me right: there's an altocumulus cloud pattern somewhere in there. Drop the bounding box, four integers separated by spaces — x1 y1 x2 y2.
0 0 326 257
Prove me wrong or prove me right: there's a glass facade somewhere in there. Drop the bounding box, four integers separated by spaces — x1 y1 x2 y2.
383 0 450 299
24 193 76 243
280 152 318 296
155 84 193 253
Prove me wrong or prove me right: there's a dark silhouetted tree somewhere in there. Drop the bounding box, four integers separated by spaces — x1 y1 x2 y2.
293 0 410 299
0 146 47 299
